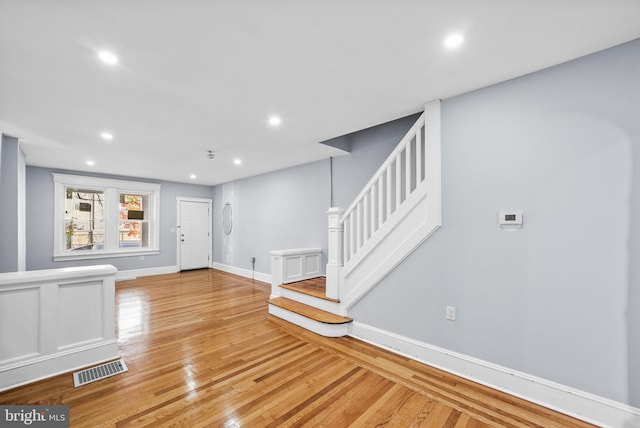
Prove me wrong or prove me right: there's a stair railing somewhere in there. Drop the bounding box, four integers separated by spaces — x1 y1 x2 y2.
340 112 427 264
326 100 441 303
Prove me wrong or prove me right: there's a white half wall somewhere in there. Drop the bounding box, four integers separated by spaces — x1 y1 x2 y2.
0 265 119 391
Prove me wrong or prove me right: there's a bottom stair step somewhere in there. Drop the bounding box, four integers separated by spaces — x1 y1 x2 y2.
267 297 352 337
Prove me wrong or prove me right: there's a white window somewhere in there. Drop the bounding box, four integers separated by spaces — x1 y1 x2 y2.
53 173 160 260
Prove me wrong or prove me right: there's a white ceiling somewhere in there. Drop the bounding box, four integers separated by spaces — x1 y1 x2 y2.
2 1 640 186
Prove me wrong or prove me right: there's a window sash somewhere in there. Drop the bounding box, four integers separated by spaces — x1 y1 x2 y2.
53 173 160 261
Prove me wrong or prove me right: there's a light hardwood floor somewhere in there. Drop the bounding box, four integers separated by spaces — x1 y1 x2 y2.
0 269 595 427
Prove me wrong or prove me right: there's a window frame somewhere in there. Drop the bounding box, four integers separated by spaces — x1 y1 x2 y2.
53 173 161 261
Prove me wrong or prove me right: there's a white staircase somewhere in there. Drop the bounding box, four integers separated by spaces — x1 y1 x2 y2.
268 100 442 336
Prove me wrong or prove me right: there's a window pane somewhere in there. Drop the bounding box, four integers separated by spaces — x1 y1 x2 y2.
119 194 144 248
119 221 142 248
65 189 105 251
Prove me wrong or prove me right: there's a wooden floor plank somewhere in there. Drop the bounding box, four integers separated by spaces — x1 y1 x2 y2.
0 269 596 427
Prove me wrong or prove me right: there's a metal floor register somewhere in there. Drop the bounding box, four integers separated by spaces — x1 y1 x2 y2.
73 359 128 387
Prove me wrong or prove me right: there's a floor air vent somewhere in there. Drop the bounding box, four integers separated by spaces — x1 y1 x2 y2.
73 359 128 387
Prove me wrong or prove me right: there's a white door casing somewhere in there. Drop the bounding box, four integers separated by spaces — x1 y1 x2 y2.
177 197 212 271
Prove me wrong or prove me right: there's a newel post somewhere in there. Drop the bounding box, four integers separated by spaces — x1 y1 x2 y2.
326 207 344 300
270 251 284 298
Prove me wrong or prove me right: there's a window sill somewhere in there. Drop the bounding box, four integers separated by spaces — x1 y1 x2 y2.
53 248 160 262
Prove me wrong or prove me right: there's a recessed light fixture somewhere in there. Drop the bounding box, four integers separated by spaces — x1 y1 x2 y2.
189 174 197 179
233 158 242 165
98 50 119 65
444 33 464 49
268 115 282 127
100 132 113 141
86 160 95 166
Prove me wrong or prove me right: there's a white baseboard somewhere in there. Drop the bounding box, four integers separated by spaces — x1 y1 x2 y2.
0 340 119 392
211 262 271 284
350 321 640 428
115 265 178 281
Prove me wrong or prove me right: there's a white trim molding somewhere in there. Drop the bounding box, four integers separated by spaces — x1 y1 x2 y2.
350 322 640 428
212 262 271 284
52 173 161 261
115 265 178 281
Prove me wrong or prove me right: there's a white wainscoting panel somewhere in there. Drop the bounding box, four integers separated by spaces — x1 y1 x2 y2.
0 287 39 362
285 256 303 278
58 281 103 350
0 265 119 391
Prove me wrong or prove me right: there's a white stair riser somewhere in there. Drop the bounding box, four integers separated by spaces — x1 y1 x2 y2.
268 304 350 337
278 287 340 313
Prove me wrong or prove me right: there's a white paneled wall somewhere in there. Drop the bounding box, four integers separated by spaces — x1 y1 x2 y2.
0 265 119 391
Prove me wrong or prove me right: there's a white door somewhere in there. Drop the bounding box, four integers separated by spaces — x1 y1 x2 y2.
178 199 211 271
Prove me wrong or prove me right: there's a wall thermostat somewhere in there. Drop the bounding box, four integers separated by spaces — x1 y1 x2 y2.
499 210 523 226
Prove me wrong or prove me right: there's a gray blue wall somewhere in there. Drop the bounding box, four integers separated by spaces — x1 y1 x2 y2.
213 159 330 274
330 113 421 208
350 38 640 406
26 166 214 272
0 135 25 272
211 114 418 275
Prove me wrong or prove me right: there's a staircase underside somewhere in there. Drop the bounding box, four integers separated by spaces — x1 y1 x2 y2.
268 278 352 337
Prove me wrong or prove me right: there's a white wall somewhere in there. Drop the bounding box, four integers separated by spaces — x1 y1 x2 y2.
350 38 640 406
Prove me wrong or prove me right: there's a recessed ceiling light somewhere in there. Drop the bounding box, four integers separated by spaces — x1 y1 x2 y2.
100 132 113 141
98 50 119 65
189 174 197 179
233 159 242 165
86 160 95 166
268 115 282 127
444 33 464 49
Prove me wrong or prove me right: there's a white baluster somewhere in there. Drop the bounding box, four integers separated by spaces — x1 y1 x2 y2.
343 218 349 263
406 136 412 196
416 125 423 184
364 191 370 241
378 174 384 228
395 153 402 208
356 202 362 250
372 186 378 234
350 210 356 257
386 165 392 219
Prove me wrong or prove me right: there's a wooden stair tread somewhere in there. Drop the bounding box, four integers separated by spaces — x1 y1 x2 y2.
280 277 339 302
267 297 352 324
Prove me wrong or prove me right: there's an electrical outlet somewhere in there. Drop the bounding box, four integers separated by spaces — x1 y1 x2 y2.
446 306 456 321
